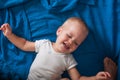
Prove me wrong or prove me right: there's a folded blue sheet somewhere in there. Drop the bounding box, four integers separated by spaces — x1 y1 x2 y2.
0 0 119 80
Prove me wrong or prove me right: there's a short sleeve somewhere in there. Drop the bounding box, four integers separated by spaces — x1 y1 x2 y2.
35 39 49 53
66 54 77 70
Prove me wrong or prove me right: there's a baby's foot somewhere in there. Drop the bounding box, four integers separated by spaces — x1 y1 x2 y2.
104 57 117 80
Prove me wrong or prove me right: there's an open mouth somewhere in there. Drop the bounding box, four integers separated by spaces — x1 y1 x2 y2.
63 42 70 50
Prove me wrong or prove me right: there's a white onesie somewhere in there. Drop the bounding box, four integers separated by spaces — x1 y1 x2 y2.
27 39 77 80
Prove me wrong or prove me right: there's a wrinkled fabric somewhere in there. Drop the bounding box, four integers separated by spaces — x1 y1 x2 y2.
0 0 119 80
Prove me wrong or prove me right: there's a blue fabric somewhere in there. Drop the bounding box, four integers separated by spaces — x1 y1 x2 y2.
0 0 29 9
0 0 119 80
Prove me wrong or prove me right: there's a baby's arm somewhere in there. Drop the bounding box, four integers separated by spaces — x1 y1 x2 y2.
68 67 111 80
0 23 35 51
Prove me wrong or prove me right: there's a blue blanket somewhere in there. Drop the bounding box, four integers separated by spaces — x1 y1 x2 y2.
0 0 119 80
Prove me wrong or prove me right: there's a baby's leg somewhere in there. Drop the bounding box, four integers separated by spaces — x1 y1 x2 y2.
104 57 117 80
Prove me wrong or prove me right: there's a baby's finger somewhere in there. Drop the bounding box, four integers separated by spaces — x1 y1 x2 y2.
0 25 4 30
105 72 111 78
1 24 6 28
0 25 6 31
1 23 10 30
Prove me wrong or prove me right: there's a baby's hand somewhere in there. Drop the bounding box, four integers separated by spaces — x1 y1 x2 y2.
96 71 111 80
0 23 12 37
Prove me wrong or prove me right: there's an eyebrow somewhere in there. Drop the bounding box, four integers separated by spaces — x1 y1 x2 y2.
67 33 72 37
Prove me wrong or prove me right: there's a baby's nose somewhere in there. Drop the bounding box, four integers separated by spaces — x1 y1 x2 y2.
68 39 73 45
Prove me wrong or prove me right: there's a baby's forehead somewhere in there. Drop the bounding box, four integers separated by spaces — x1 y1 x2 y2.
63 18 88 33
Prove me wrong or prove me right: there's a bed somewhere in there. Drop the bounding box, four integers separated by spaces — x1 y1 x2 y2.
0 0 119 80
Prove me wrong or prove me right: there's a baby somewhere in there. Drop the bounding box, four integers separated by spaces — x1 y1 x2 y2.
0 17 112 80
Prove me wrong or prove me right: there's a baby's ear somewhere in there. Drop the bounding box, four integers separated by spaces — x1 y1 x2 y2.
56 26 63 36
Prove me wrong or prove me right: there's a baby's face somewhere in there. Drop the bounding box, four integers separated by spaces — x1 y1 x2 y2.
54 22 88 54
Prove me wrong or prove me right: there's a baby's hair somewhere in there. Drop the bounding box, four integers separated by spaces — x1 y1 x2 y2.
63 17 89 34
